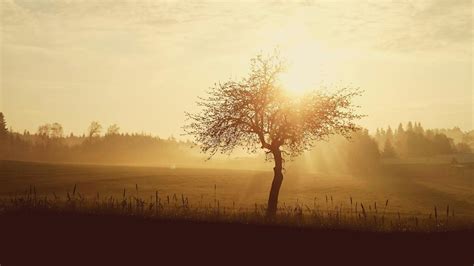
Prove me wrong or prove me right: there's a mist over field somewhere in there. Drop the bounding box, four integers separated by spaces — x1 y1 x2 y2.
1 117 473 219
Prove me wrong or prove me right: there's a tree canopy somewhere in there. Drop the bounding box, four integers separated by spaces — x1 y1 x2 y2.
185 52 363 160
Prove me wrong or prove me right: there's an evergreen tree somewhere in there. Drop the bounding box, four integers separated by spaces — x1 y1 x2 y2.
0 112 8 138
414 122 424 135
432 134 455 154
397 123 404 135
382 138 396 158
395 123 406 155
345 129 381 173
375 128 382 142
386 126 394 141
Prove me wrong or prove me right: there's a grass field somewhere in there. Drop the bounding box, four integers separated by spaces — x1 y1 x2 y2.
1 160 473 219
1 160 473 265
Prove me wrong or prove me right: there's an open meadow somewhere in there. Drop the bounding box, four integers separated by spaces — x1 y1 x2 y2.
1 160 473 219
1 159 473 265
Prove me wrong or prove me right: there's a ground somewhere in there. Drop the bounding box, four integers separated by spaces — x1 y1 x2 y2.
0 211 472 266
0 160 473 265
1 160 473 218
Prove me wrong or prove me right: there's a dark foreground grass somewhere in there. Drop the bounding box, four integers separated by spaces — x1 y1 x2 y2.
2 185 473 232
0 210 472 266
0 189 473 266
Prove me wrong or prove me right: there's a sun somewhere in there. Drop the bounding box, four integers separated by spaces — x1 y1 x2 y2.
278 43 326 96
279 65 317 96
265 24 330 96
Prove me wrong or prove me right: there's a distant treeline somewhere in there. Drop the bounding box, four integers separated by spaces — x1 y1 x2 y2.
0 113 198 165
374 122 473 158
295 124 473 175
0 113 472 172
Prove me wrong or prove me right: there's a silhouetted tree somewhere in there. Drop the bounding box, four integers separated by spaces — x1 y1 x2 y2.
106 124 120 136
88 121 102 138
50 123 64 138
397 123 404 135
345 129 380 173
0 112 8 158
432 133 454 154
394 123 409 156
38 124 51 137
414 122 424 135
374 128 382 144
185 52 363 216
0 112 7 138
386 126 394 141
382 138 396 158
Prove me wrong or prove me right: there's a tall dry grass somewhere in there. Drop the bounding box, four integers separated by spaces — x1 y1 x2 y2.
0 184 472 232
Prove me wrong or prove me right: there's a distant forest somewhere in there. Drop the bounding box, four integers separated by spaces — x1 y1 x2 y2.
0 113 198 166
0 112 472 172
375 122 472 157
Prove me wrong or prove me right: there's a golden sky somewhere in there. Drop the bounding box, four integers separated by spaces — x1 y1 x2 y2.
1 0 472 137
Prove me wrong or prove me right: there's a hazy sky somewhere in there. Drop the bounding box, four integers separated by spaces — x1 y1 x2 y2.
1 0 472 137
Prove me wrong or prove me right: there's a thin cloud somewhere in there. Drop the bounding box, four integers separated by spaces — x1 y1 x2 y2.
373 0 472 53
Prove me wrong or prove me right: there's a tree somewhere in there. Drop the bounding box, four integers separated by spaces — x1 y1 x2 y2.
88 121 102 138
106 124 120 136
414 122 424 135
50 123 64 138
37 124 52 147
386 126 394 141
395 123 407 156
397 123 404 135
382 138 396 158
185 52 363 216
37 124 51 137
432 134 454 154
0 112 8 140
345 129 380 173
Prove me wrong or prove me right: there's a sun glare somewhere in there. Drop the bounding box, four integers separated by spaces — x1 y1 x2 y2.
279 43 328 96
265 20 330 96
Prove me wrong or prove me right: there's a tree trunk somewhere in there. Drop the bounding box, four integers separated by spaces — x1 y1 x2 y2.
267 148 283 217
